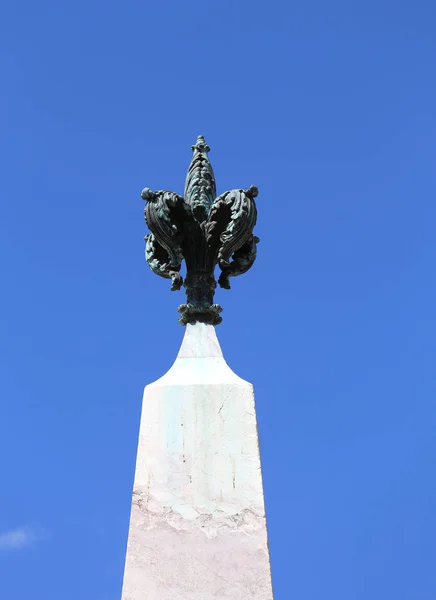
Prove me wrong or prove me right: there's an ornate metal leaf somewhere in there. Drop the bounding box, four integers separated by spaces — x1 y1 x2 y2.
142 188 184 290
184 136 216 222
217 234 259 289
207 186 258 271
145 233 183 291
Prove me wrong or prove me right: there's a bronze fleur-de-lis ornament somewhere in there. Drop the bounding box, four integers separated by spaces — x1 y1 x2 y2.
142 136 260 325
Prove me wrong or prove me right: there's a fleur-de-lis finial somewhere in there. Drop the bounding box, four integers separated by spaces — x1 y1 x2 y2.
142 136 260 325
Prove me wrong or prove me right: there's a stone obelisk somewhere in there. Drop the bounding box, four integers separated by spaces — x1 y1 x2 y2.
121 137 274 599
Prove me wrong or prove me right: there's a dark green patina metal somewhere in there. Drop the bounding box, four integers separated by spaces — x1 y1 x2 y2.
142 136 259 325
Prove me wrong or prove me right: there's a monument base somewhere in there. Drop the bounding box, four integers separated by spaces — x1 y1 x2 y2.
121 323 273 599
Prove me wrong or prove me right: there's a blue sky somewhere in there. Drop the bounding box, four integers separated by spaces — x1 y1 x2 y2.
1 0 435 598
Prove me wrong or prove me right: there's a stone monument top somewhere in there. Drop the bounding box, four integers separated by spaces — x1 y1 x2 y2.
121 136 274 599
141 135 259 325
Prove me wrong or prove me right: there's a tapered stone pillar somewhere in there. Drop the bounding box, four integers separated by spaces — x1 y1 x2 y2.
121 134 272 597
121 323 273 599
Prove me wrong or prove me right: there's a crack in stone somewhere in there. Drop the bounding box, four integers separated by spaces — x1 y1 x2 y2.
131 497 266 538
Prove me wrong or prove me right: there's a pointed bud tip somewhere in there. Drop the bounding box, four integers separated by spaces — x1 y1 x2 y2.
191 135 210 153
141 187 156 201
246 185 258 198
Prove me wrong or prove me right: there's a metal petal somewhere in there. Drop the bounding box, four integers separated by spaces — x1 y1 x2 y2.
143 190 184 290
184 136 216 222
218 235 259 289
207 187 258 272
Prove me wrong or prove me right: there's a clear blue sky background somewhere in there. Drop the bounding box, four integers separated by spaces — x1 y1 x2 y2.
1 0 435 598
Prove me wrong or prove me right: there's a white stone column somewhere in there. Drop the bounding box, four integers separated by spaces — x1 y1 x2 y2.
121 323 274 599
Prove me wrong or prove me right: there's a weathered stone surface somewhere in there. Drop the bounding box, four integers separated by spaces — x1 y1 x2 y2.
121 323 273 599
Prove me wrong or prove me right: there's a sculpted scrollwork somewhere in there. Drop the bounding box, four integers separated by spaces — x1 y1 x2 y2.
142 136 260 325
